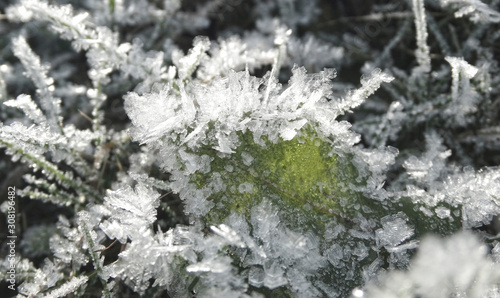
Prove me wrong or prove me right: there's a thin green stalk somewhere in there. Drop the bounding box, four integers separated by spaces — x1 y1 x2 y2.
80 221 111 298
0 139 100 202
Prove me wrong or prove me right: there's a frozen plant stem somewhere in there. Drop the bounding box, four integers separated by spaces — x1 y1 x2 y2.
264 28 291 103
12 36 63 133
412 0 431 71
80 219 111 298
0 139 100 202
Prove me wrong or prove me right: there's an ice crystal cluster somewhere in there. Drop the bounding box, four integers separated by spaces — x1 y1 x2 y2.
1 0 500 297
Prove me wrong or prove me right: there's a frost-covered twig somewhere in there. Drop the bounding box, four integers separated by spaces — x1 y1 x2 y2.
445 56 479 125
78 212 110 298
341 69 394 113
0 137 99 203
42 275 88 298
4 94 46 126
12 36 62 131
412 0 431 71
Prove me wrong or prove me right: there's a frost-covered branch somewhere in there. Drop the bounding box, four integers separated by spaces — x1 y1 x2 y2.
42 275 88 298
0 135 100 203
412 0 431 71
12 36 62 131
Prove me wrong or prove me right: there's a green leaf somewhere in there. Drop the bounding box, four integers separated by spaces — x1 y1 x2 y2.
189 125 360 229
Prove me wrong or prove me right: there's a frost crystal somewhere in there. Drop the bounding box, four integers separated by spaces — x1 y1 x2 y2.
125 64 388 226
375 214 414 249
403 131 451 185
172 36 210 80
440 0 500 23
100 183 160 243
